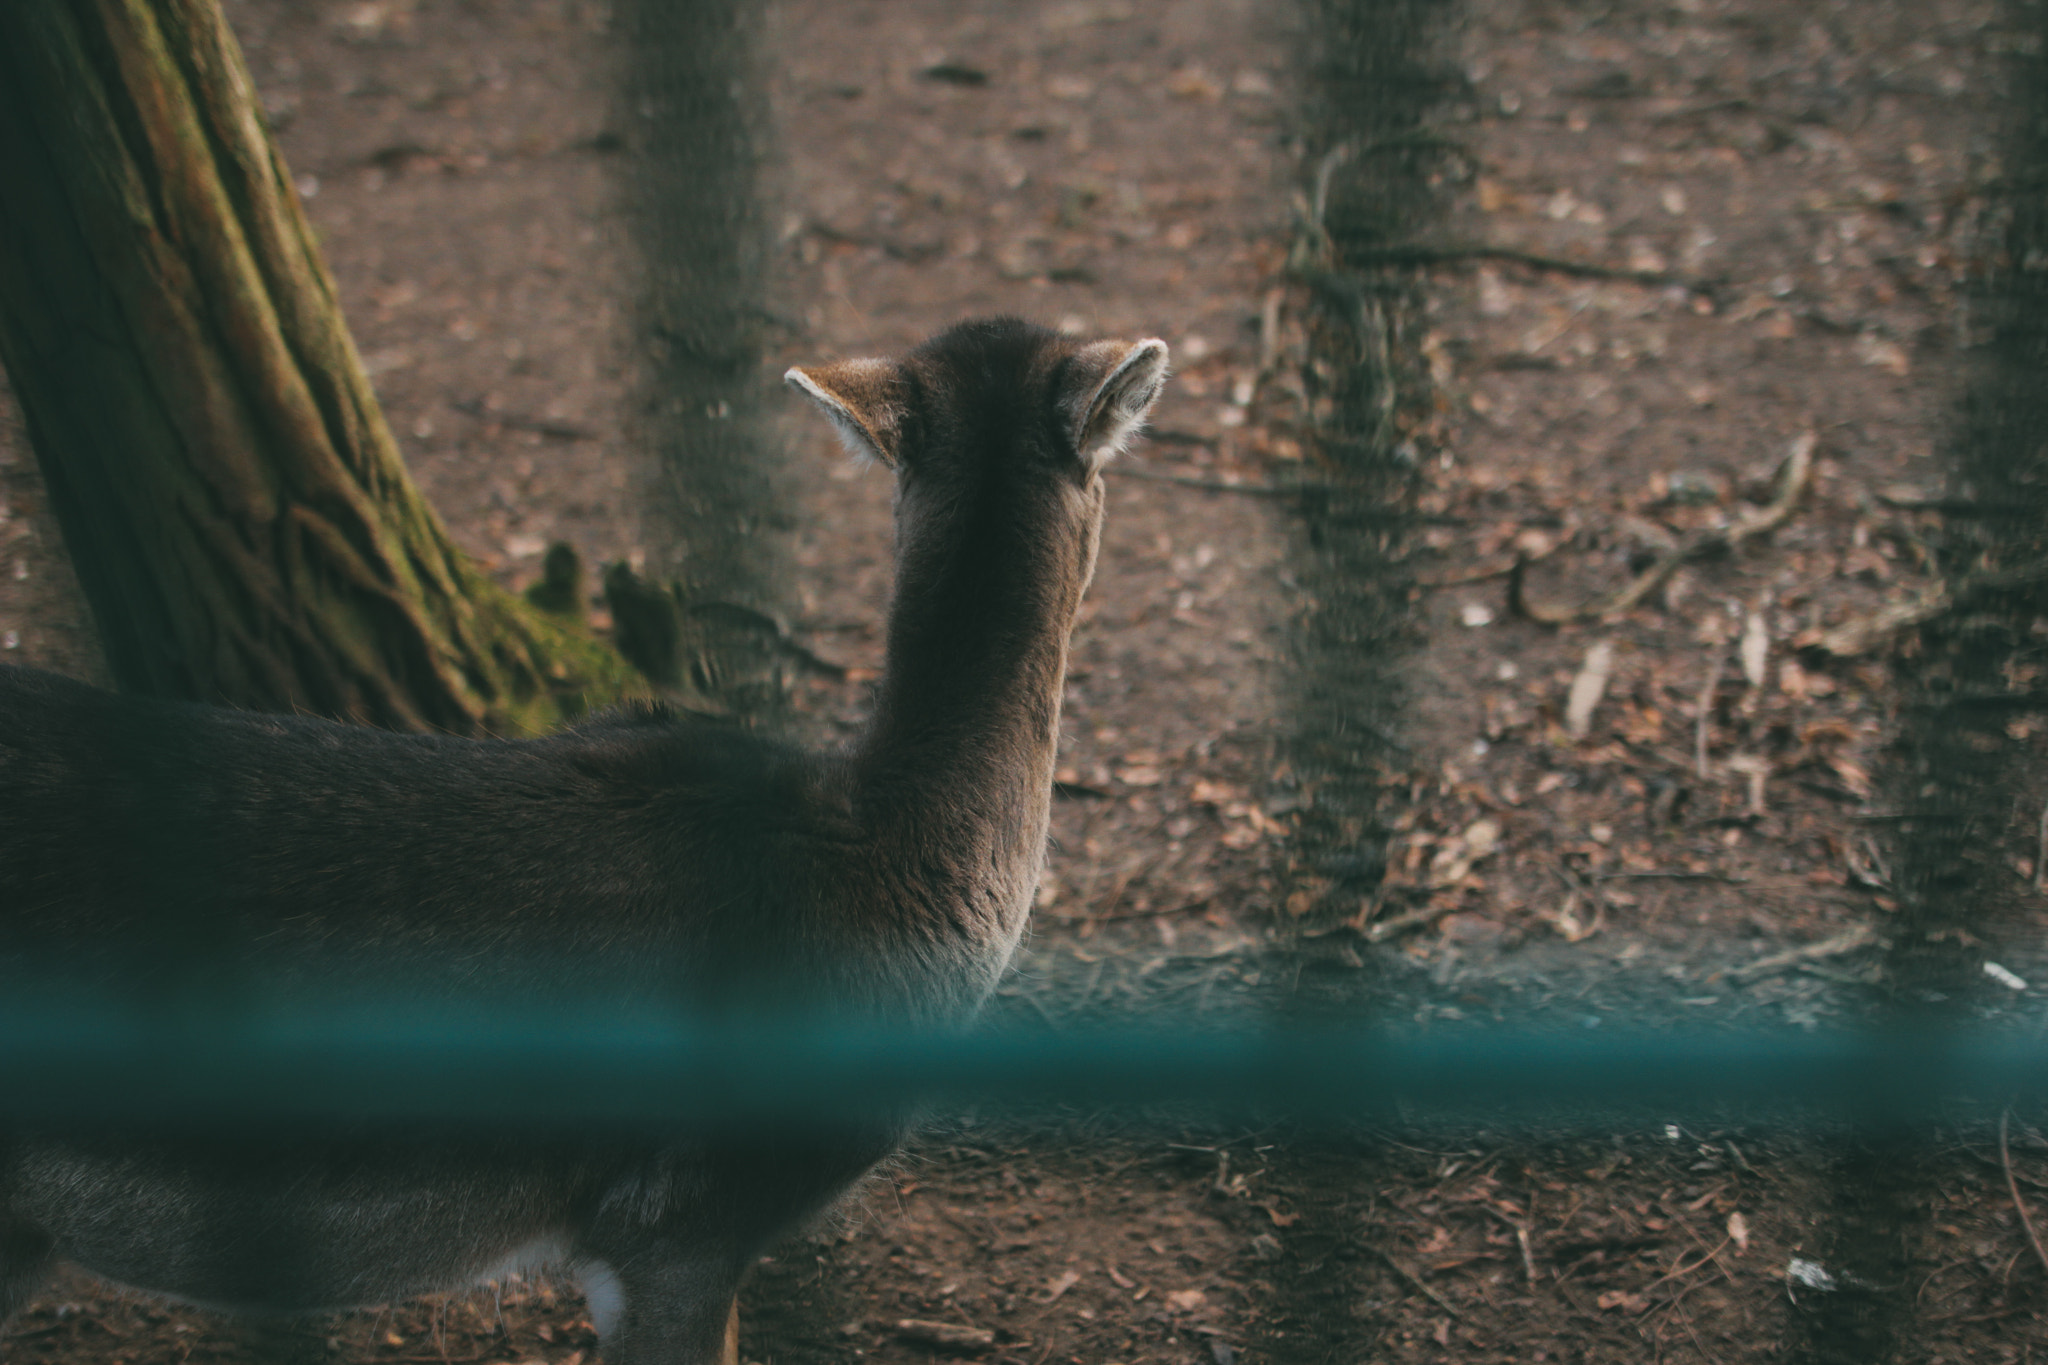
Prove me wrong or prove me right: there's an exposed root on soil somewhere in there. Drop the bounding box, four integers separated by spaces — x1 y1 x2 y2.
1804 583 1956 657
1804 554 2048 657
1510 432 1814 625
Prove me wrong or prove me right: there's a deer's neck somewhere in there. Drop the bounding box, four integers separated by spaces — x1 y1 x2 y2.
857 475 1100 838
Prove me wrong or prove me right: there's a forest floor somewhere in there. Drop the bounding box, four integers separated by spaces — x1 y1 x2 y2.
4 0 2048 1363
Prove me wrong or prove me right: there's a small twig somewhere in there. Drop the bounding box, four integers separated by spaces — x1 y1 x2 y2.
1332 240 1713 294
1478 1205 1540 1284
450 398 596 442
1595 870 1748 884
1256 285 1285 382
1695 654 1724 780
1113 466 1297 497
2002 1108 2048 1283
1727 923 1876 982
1087 898 1212 925
1638 1237 1733 1300
1077 854 1164 926
1371 1248 1464 1320
894 1320 996 1352
1556 858 1609 912
1053 780 1115 801
1416 560 1520 589
1674 1307 1726 1365
1648 96 1756 124
1363 903 1445 943
1875 492 1998 516
1515 433 1814 625
2036 799 2048 895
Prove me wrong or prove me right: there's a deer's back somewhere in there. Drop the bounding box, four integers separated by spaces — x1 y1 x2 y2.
0 665 854 1006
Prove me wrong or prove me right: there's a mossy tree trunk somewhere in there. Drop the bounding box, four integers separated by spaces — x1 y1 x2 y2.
0 0 644 735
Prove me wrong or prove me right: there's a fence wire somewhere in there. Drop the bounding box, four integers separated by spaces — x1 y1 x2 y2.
2 993 2044 1132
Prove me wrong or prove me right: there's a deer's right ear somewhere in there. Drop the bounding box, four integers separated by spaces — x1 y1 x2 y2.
786 360 907 467
1064 338 1171 471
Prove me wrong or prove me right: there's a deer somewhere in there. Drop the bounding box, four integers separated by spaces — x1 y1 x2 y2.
0 317 1169 1365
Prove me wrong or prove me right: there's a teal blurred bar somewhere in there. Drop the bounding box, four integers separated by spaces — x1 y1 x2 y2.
0 993 2043 1131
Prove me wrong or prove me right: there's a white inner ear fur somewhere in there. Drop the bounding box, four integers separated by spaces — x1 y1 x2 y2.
785 366 890 467
1073 338 1170 469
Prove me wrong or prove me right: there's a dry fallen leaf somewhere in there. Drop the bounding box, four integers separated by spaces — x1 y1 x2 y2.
1042 1269 1082 1302
1166 1288 1208 1312
1476 178 1518 213
1565 639 1616 739
1725 753 1770 815
1166 66 1223 100
1544 892 1600 943
1740 611 1769 688
1727 1211 1750 1253
1189 778 1246 806
1855 332 1910 376
1826 753 1873 798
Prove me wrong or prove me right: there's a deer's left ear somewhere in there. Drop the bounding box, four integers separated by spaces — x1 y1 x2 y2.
1063 338 1170 470
786 359 909 467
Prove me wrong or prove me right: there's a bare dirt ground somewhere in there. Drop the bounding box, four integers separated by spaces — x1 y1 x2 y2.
5 1 2048 1364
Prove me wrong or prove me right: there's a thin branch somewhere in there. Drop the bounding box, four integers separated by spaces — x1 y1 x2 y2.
1363 902 1447 943
2036 798 2048 895
1333 239 1715 294
1513 434 1814 625
450 398 596 442
1694 653 1724 781
1637 1237 1733 1300
2001 1108 2048 1283
1371 1248 1464 1320
1113 466 1298 497
1595 869 1747 884
1416 560 1519 589
1727 923 1876 982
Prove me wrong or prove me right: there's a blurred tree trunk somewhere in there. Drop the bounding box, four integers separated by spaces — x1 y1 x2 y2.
0 0 644 735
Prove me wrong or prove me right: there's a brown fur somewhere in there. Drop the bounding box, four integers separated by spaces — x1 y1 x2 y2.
0 318 1167 1365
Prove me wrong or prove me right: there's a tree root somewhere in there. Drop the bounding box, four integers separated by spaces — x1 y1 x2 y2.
1805 556 2048 656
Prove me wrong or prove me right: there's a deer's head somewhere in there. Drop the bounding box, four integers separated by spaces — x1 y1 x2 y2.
784 319 1169 490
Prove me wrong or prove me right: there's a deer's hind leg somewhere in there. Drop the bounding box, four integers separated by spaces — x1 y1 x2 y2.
576 1249 743 1365
0 1212 54 1329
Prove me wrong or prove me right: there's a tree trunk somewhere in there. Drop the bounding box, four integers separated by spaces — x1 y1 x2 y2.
0 0 645 735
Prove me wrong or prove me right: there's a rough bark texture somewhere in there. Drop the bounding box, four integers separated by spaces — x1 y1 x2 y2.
0 0 644 735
